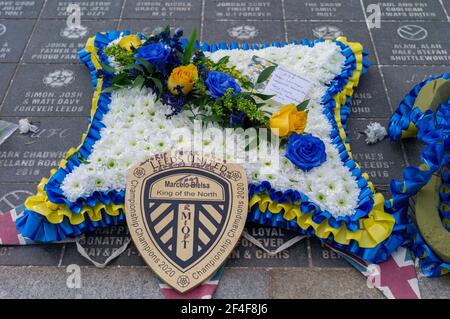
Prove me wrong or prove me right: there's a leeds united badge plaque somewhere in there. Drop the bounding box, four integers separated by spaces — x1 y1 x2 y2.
125 151 248 293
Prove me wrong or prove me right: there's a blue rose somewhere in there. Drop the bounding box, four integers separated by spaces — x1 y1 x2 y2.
134 42 171 64
285 133 327 172
205 71 241 98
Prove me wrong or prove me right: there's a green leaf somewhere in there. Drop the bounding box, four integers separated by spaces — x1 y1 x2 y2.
150 77 163 99
163 25 171 36
133 75 145 88
202 113 222 124
252 93 275 101
279 137 288 148
122 63 145 73
214 56 230 68
135 58 154 74
110 73 131 86
296 99 310 111
24 140 37 145
95 56 115 74
256 65 276 84
77 153 90 164
182 28 198 65
102 85 120 93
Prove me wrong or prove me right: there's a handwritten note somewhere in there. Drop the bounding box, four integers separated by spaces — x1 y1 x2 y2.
263 66 312 105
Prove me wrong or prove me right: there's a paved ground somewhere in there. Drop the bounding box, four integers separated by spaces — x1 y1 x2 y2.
0 0 450 298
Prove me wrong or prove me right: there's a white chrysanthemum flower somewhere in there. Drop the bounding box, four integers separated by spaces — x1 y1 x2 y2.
62 44 361 216
364 122 387 145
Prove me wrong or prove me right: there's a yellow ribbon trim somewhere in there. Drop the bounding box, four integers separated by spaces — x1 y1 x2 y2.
247 37 395 249
250 192 394 248
401 121 419 139
24 36 124 225
24 35 395 248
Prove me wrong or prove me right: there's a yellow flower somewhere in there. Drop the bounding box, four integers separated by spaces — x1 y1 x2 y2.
269 103 307 137
118 35 142 51
167 64 198 95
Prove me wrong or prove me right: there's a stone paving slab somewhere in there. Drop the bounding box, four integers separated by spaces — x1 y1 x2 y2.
1 64 92 117
350 67 391 118
0 265 448 299
442 0 450 16
205 0 283 20
371 21 450 65
269 268 384 298
60 225 147 267
122 0 202 20
0 0 44 19
362 0 448 20
0 182 36 214
381 65 450 108
309 239 350 268
41 0 124 20
348 118 406 185
0 245 63 266
0 116 86 183
285 0 366 20
24 19 119 63
285 21 377 65
0 19 35 62
0 266 272 299
0 63 15 101
118 19 200 38
202 20 286 45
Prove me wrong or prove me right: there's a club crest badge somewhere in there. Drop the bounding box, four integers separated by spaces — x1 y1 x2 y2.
125 151 248 292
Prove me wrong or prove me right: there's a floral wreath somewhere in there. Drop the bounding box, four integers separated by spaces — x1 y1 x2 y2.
388 73 450 277
16 28 409 264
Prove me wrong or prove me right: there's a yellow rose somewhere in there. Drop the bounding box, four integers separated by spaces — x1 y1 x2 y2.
118 35 142 51
269 103 307 137
167 64 198 95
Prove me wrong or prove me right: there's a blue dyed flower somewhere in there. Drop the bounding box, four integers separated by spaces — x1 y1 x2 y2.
205 71 241 98
134 42 171 65
285 133 326 172
229 111 247 127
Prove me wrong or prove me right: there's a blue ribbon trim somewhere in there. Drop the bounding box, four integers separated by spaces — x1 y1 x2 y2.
387 73 450 276
17 31 393 264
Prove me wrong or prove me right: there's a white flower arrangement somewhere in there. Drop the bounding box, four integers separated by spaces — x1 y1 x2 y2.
364 122 387 144
61 43 361 218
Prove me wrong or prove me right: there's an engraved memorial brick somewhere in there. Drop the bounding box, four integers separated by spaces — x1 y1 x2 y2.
286 21 376 65
442 1 450 15
285 0 365 20
42 0 124 19
351 68 391 118
0 63 15 101
0 0 44 18
402 138 423 168
205 0 283 20
0 182 36 214
348 118 406 184
119 19 200 38
226 224 309 268
0 116 86 183
2 64 92 117
61 226 146 266
24 19 118 63
362 0 446 20
202 20 285 45
381 65 450 109
309 238 350 268
123 0 202 20
371 22 450 65
0 19 34 62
